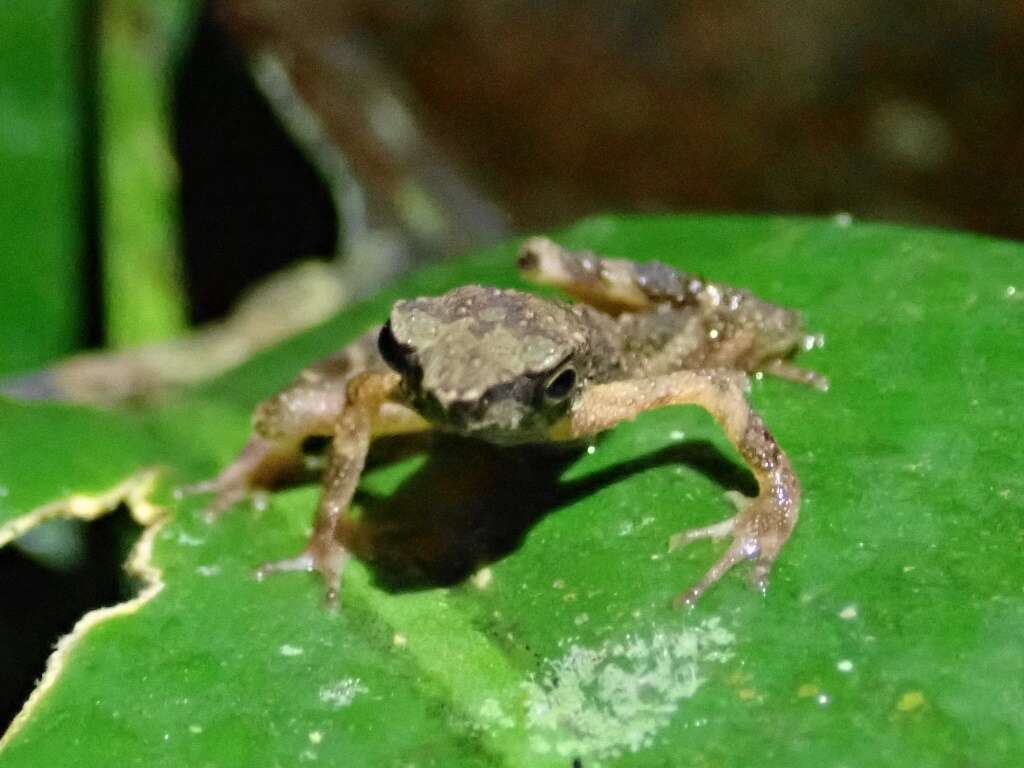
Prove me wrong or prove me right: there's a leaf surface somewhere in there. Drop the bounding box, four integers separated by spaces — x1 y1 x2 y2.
2 215 1022 767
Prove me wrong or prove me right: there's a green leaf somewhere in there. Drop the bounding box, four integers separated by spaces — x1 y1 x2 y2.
2 215 1022 767
0 0 86 375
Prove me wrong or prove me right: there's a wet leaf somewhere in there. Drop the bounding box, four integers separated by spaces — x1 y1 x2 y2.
1 215 1022 767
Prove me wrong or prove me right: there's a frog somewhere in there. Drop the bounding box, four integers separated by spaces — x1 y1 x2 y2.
187 237 826 607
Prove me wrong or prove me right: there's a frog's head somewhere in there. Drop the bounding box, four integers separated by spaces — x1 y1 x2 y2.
377 286 585 443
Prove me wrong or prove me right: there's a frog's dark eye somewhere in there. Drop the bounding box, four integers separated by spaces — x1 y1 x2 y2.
544 367 577 401
378 320 414 374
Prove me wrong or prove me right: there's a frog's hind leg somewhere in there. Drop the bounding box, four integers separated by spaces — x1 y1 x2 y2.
550 369 800 607
517 236 704 315
179 331 382 518
519 238 830 391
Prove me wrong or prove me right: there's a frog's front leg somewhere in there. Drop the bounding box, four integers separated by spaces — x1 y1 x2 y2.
256 371 429 605
551 370 800 607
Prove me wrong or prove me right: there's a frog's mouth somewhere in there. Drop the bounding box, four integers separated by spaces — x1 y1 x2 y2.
413 378 571 446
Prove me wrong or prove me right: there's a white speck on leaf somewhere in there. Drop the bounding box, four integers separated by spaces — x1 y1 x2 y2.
319 678 368 709
279 644 304 657
195 564 221 577
839 604 858 620
472 567 493 589
837 659 854 673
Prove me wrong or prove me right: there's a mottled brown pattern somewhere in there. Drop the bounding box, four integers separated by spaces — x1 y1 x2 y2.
194 239 824 606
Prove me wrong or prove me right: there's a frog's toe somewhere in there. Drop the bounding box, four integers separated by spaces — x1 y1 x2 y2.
177 477 253 521
669 494 794 607
723 489 754 514
255 539 350 608
667 515 735 552
178 436 282 520
762 358 830 391
671 534 748 608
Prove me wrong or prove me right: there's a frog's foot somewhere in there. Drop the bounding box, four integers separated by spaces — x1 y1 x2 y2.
255 536 351 608
668 490 792 608
176 437 280 521
176 477 267 521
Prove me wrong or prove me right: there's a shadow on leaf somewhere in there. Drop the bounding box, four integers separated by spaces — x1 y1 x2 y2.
338 435 755 592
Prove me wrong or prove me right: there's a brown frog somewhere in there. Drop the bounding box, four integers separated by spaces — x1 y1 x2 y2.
188 237 826 607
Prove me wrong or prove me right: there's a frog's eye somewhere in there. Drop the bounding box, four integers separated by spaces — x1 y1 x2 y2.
543 366 577 402
378 320 415 374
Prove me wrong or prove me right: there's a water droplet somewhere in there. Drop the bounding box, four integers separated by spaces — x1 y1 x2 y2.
472 567 494 589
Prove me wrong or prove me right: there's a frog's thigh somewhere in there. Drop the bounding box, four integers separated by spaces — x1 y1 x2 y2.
187 333 384 513
253 330 382 443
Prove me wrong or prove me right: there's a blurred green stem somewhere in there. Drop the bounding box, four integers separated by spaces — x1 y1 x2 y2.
99 0 198 346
